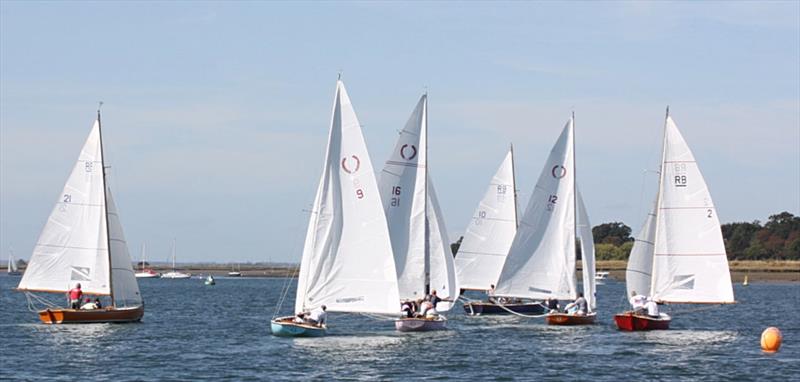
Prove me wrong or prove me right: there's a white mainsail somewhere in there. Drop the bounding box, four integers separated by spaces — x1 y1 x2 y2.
454 148 517 291
378 95 428 300
650 116 734 303
494 118 576 301
378 95 459 308
577 188 596 311
106 187 142 306
626 199 657 298
426 176 458 311
18 120 111 296
294 80 401 315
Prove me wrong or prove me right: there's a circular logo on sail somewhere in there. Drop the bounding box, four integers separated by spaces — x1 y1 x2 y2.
400 144 417 160
341 155 361 174
551 165 567 179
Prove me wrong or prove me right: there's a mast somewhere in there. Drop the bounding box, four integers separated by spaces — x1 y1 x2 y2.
649 106 670 297
571 111 578 299
423 92 430 295
510 143 519 228
97 103 115 307
172 238 177 271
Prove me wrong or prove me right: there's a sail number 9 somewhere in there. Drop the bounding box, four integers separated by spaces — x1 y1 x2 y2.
390 186 401 207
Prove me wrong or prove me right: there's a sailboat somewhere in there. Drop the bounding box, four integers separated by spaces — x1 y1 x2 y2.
493 116 597 324
378 94 459 332
270 79 401 337
135 243 160 278
204 275 215 285
16 110 144 324
228 264 242 277
456 147 540 316
160 239 191 279
7 249 21 276
742 274 749 286
614 110 735 331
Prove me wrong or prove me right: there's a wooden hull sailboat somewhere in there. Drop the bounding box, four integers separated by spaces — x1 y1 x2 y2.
394 317 447 332
546 312 597 326
614 110 734 332
39 305 144 324
17 109 145 324
271 316 326 337
613 312 671 331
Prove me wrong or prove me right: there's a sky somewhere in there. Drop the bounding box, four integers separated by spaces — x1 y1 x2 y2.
1 1 798 264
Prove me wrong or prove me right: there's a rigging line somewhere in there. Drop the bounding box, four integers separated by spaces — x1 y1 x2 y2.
357 313 398 321
272 209 310 319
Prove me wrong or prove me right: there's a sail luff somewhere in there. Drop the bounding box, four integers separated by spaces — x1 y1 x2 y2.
649 109 670 297
577 188 596 311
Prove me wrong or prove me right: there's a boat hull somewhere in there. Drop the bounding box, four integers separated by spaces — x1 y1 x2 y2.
613 312 671 331
463 301 546 316
270 317 326 337
135 272 160 278
161 272 191 279
395 317 447 332
546 312 596 325
38 306 144 324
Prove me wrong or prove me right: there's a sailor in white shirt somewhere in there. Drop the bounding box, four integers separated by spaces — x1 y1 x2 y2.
645 298 660 317
629 291 647 313
307 305 327 327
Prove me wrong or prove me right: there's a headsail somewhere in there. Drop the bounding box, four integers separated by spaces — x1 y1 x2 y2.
18 120 111 296
294 80 401 315
626 198 657 298
650 116 734 303
495 118 576 300
426 176 458 311
106 187 142 306
454 148 517 291
378 95 428 300
577 188 596 311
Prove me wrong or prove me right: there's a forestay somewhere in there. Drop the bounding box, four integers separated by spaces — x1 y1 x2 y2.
18 121 111 296
295 80 401 315
378 95 428 300
495 118 577 300
454 149 517 291
577 188 596 311
650 116 734 303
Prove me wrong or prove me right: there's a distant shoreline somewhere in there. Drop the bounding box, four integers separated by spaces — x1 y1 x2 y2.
8 260 798 282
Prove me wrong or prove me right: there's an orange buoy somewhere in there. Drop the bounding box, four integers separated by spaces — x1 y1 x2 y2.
761 327 782 353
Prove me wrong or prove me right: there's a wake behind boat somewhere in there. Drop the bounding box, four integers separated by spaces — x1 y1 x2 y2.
270 79 401 337
613 110 735 331
16 109 144 324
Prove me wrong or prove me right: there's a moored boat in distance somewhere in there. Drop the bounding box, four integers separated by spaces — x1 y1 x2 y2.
613 109 735 331
135 243 160 278
228 263 242 277
271 79 402 337
594 271 609 281
161 239 191 279
16 108 144 324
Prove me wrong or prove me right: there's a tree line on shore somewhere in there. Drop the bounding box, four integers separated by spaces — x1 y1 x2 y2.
451 211 800 261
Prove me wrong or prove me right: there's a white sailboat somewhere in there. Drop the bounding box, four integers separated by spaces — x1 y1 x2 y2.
493 116 597 324
16 110 144 324
271 79 401 337
135 243 160 278
615 110 735 331
160 239 191 279
7 249 21 276
378 94 458 331
456 147 541 316
228 263 242 277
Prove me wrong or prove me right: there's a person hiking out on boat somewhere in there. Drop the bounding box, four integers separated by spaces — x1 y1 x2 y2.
67 283 82 309
80 298 97 310
94 298 102 309
401 300 416 318
306 305 327 327
563 292 587 315
629 291 647 313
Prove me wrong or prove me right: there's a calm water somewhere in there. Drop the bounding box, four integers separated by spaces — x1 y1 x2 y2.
1 275 797 381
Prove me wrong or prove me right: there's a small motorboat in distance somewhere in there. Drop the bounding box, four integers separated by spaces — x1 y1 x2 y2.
204 275 215 285
594 271 609 281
